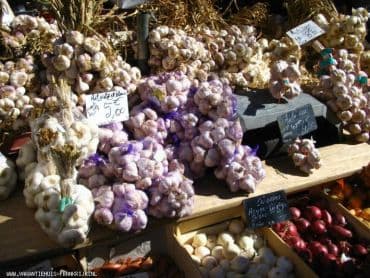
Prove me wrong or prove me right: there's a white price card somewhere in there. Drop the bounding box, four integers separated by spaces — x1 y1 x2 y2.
0 152 7 164
85 90 129 126
286 20 325 46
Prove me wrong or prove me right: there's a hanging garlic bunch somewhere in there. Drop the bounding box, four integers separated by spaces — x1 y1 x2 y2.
23 79 96 247
1 14 59 52
267 37 302 63
43 30 141 106
0 56 40 131
147 26 213 77
314 8 369 53
287 138 321 174
195 25 270 88
269 60 302 100
312 49 369 142
0 153 17 200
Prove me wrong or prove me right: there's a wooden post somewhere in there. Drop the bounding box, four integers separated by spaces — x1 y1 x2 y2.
137 12 150 75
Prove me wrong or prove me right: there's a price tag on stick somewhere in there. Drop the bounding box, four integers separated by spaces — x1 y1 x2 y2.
85 90 129 126
286 20 325 46
243 190 291 229
277 104 318 143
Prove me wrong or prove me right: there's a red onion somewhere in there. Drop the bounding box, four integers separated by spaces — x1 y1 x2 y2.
289 207 301 220
334 212 347 226
321 209 333 225
353 244 368 256
304 206 322 221
327 242 339 256
330 225 353 239
294 218 311 233
285 221 299 237
311 220 327 235
286 236 307 251
308 241 328 256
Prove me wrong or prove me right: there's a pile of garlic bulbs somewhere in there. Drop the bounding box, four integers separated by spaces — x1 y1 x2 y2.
147 25 270 88
269 60 302 100
2 15 59 52
184 219 295 278
312 50 369 142
42 31 141 104
0 152 17 200
0 56 40 131
314 8 369 53
21 103 98 247
287 138 321 174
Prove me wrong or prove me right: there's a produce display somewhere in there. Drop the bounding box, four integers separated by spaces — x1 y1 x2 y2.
1 0 370 275
273 196 370 277
184 219 296 278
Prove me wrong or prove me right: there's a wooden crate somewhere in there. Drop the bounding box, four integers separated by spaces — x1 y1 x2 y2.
320 192 370 241
169 205 317 278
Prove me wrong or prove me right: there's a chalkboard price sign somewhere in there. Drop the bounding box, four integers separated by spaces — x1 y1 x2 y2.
277 104 317 143
243 190 291 229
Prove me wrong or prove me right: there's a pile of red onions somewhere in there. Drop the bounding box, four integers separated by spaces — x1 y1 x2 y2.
273 198 370 277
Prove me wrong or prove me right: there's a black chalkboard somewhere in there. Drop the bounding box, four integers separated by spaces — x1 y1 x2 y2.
277 104 318 143
243 190 291 229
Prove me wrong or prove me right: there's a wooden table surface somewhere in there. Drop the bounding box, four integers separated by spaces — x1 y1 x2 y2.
1 143 369 266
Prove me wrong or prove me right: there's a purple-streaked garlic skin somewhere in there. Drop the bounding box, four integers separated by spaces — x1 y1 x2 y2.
287 138 321 174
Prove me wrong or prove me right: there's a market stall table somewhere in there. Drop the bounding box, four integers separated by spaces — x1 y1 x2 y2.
1 143 369 267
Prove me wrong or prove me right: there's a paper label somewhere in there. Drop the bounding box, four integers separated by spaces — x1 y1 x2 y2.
85 90 129 126
286 20 325 45
244 190 291 229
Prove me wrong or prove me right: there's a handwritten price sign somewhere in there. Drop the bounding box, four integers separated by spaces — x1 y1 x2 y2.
85 90 129 126
286 20 325 46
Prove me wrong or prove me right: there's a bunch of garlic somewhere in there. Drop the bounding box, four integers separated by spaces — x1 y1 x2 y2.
214 145 266 193
194 79 236 120
361 50 370 75
0 56 40 131
43 31 141 102
312 54 369 142
147 26 213 75
269 60 302 100
2 14 59 51
0 152 17 200
30 111 99 165
314 8 369 53
267 37 302 63
185 219 295 278
24 138 95 247
287 138 321 174
195 25 270 88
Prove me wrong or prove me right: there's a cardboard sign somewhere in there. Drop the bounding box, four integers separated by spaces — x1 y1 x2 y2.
244 190 291 229
277 104 317 143
85 90 129 126
286 20 325 46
